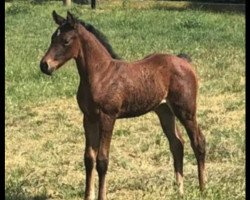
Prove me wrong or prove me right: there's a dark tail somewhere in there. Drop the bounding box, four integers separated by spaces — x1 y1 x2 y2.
177 53 192 63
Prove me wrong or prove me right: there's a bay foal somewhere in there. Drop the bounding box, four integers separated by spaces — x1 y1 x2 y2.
40 11 206 200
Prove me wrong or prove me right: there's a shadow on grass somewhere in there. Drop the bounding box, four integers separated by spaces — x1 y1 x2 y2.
30 0 90 5
5 179 50 200
5 193 49 200
5 178 84 200
151 1 245 13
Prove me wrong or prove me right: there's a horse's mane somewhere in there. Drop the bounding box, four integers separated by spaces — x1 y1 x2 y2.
78 20 121 60
76 19 190 63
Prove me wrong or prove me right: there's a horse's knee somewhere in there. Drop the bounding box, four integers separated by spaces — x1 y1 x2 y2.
96 158 108 176
169 138 184 154
84 151 96 171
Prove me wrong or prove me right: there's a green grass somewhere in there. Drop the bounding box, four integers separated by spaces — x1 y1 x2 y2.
5 1 245 200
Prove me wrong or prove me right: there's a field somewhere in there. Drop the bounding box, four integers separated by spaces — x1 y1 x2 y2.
5 1 245 200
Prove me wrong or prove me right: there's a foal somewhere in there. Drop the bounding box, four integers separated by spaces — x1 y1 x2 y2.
40 11 206 200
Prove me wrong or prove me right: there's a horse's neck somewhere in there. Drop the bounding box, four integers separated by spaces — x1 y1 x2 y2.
79 26 112 71
76 25 112 85
75 55 87 81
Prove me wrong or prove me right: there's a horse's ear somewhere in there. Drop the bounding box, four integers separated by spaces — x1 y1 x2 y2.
66 11 77 28
52 10 65 25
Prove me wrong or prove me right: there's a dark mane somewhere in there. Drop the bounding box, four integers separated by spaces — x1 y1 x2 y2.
79 20 121 60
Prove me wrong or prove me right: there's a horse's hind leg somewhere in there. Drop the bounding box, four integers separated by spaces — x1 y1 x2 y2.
170 100 206 191
83 115 100 200
155 104 184 195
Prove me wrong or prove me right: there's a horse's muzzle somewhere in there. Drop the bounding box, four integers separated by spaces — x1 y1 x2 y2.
40 61 53 75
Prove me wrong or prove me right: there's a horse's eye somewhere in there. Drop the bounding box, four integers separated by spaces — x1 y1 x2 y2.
63 39 71 46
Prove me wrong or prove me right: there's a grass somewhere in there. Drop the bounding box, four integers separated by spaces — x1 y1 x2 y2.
5 1 245 200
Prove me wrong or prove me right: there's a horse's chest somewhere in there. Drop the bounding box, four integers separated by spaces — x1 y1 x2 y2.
76 86 98 116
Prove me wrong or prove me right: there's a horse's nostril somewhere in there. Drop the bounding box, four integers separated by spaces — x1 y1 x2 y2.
40 61 48 71
40 61 51 75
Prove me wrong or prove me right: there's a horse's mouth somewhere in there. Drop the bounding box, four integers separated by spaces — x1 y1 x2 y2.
41 68 53 75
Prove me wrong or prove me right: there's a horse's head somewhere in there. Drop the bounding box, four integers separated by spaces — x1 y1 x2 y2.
40 11 81 75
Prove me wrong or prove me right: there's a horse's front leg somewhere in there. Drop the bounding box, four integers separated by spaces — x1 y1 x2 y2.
96 112 116 200
83 115 100 200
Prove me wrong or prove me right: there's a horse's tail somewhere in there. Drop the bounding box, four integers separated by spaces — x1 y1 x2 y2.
177 53 192 63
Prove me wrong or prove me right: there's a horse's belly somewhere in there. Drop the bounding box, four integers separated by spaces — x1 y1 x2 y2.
118 109 152 118
118 96 163 118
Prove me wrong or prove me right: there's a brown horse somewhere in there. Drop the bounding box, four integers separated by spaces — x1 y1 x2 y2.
40 11 206 200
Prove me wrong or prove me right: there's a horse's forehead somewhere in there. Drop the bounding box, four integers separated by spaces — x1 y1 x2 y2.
52 28 62 38
54 28 60 36
56 28 61 36
56 23 73 36
54 28 65 38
